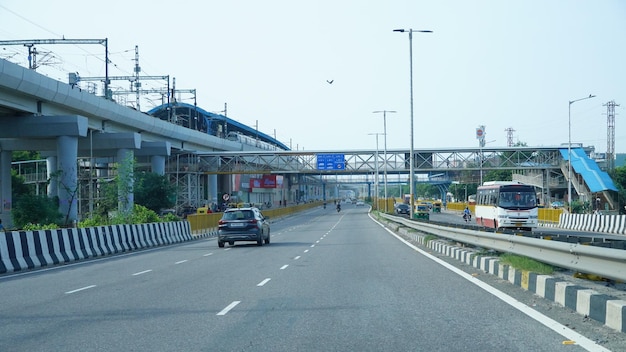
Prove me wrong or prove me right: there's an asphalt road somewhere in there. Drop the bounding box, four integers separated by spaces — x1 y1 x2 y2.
0 205 620 351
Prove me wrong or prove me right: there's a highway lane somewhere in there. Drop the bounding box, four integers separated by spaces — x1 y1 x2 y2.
0 206 615 351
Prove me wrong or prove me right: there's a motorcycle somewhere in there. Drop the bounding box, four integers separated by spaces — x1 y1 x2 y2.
336 204 341 213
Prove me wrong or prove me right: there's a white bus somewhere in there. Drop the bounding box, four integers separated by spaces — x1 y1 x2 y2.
474 181 538 231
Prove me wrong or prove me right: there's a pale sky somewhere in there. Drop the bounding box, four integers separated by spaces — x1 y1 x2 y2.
1 1 625 153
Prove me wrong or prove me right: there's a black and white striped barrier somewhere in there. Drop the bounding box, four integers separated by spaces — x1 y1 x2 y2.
558 213 626 235
0 221 192 274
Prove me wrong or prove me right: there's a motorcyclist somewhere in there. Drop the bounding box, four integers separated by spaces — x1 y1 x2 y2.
463 206 471 221
336 202 341 212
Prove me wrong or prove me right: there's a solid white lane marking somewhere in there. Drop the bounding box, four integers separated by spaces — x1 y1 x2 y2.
378 221 612 352
132 270 152 276
217 301 240 315
280 265 289 270
294 256 301 260
65 285 96 294
203 253 214 257
257 278 271 286
175 260 188 264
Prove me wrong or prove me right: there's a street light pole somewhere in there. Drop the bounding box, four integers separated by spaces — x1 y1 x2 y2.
368 132 384 207
567 94 595 211
373 110 396 213
394 28 432 219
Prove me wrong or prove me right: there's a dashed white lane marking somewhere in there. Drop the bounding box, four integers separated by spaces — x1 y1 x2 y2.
316 240 320 243
65 285 96 294
280 265 289 270
304 249 309 253
217 301 241 315
224 248 232 251
175 260 188 264
294 256 301 260
203 253 214 257
310 244 315 248
257 278 271 286
132 270 152 276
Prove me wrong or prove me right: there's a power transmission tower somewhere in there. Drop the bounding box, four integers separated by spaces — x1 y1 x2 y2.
504 127 515 147
603 100 620 170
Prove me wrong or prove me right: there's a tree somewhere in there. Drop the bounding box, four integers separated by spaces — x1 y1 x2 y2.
609 166 626 214
483 169 512 183
134 172 176 213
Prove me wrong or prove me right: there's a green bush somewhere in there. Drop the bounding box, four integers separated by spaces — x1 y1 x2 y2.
12 195 62 229
22 223 60 230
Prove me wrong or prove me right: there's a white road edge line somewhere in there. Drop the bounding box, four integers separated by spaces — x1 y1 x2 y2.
65 285 96 294
132 270 152 276
257 278 271 286
374 217 611 352
217 301 241 316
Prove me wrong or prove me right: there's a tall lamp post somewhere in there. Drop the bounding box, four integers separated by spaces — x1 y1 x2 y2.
373 110 396 212
368 132 384 207
567 94 595 210
393 28 432 219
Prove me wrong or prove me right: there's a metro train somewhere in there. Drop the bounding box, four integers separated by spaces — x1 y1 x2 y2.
227 132 281 151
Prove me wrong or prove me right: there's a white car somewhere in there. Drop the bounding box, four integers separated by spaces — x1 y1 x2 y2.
356 200 365 206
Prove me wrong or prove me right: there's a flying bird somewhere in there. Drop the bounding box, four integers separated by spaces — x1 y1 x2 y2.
326 80 334 84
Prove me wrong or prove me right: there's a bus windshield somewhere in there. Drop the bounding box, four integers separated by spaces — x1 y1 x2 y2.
498 191 536 209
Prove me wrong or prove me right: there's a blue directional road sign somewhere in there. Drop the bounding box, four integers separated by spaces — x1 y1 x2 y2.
316 154 345 170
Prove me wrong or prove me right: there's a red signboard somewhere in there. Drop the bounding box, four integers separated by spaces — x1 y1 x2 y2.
250 175 283 189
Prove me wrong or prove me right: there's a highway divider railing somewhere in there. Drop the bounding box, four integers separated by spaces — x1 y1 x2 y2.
380 213 626 282
187 201 323 236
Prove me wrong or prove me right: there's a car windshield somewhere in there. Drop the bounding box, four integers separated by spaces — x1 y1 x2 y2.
223 210 254 220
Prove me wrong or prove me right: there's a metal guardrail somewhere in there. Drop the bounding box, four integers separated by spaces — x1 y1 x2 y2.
381 213 626 282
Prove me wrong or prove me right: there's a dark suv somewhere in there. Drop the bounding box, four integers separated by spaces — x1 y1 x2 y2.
218 207 270 247
394 203 410 215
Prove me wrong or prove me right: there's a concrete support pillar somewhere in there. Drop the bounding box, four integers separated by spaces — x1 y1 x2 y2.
46 156 57 198
117 148 134 214
151 155 166 175
208 174 218 206
1 151 12 227
56 135 78 223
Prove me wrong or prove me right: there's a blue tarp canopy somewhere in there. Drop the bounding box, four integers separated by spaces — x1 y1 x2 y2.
560 148 618 192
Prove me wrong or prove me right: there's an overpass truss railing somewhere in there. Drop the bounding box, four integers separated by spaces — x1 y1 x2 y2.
195 147 564 175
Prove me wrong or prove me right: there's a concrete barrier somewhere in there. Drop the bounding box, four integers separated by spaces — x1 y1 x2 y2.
558 213 626 235
0 221 192 274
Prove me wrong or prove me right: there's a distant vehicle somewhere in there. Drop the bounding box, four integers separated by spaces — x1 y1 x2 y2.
475 181 538 231
414 204 430 220
551 201 565 208
394 203 410 215
356 200 365 206
218 207 270 247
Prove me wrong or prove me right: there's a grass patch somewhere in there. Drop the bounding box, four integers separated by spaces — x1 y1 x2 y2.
424 234 438 245
499 253 554 275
